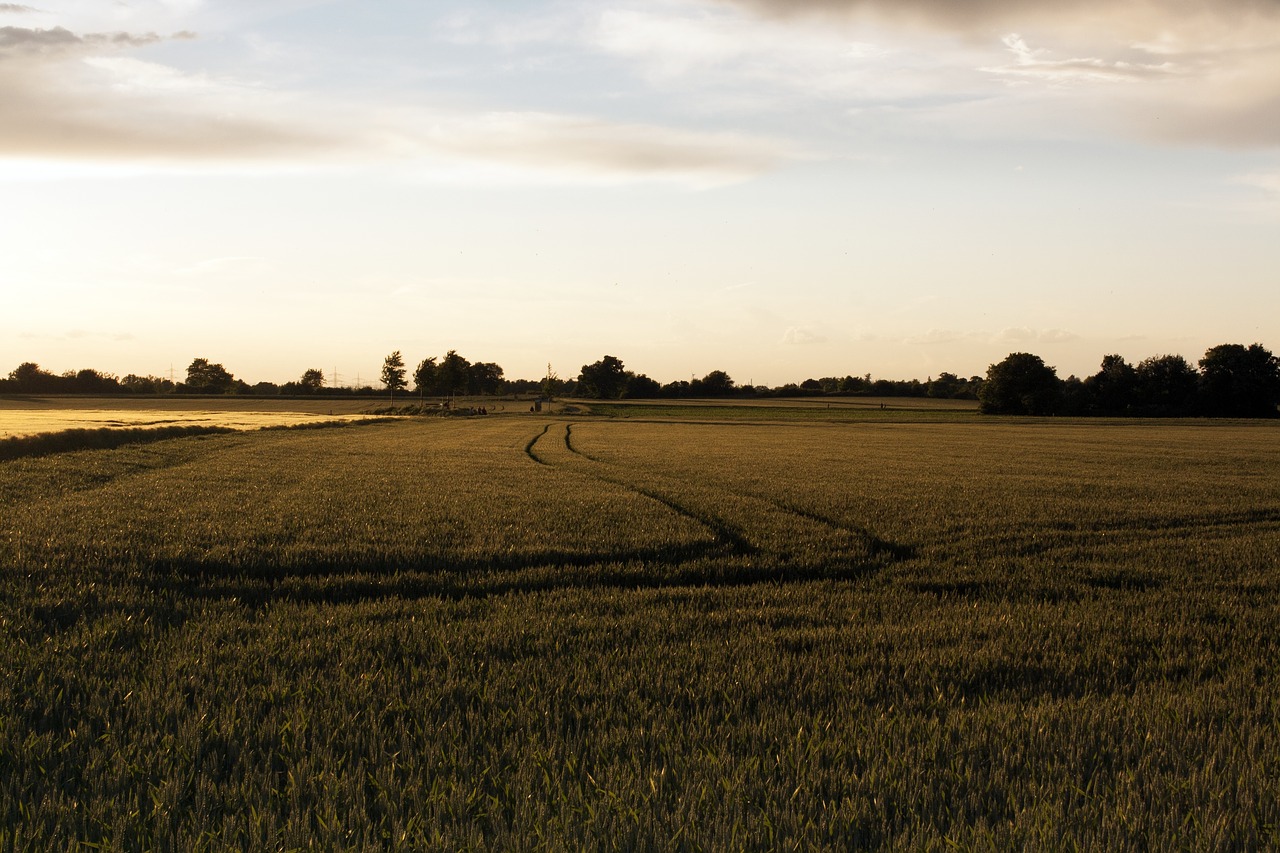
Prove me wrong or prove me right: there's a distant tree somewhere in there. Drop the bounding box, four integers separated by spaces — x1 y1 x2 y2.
1084 354 1138 415
467 361 505 396
927 372 962 399
578 355 628 399
541 363 559 400
1198 343 1280 417
8 362 58 393
700 370 735 397
659 379 690 398
184 358 235 394
624 373 662 398
799 378 823 395
438 350 471 400
381 351 407 400
1059 375 1090 416
1134 354 1199 417
414 357 439 399
978 352 1062 415
120 374 174 395
299 368 325 394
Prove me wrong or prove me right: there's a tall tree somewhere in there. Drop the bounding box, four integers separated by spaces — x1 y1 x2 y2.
578 355 628 399
1085 354 1138 415
467 361 505 396
978 352 1062 415
299 368 325 393
699 370 735 397
7 362 57 393
1198 343 1280 417
438 350 470 400
541 363 559 400
414 357 438 400
185 358 235 394
381 351 407 401
1135 354 1198 417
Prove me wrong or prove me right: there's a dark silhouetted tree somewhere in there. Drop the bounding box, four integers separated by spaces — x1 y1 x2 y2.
299 368 325 393
978 352 1062 415
1085 354 1138 415
700 370 735 397
541 363 559 400
578 355 628 399
624 373 661 398
381 351 407 400
1198 343 1280 417
414 357 438 399
1134 354 1198 417
184 358 235 394
438 350 470 400
467 361 505 396
8 362 58 393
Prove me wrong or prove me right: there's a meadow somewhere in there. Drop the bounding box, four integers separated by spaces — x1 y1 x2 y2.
1 407 1278 849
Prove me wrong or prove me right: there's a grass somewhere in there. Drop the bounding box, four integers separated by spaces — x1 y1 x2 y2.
2 413 1278 849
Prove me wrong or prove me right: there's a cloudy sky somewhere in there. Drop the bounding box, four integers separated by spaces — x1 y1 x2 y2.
3 0 1278 386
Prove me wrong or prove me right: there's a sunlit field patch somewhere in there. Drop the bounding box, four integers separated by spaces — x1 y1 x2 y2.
0 408 377 438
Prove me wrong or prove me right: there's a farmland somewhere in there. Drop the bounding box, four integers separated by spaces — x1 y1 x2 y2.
0 396 391 440
2 409 1279 849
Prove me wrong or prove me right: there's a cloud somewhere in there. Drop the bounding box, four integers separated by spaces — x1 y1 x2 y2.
1236 170 1280 195
0 26 334 160
0 23 785 186
0 4 39 12
715 0 1280 35
781 326 827 345
998 327 1078 343
983 33 1180 84
400 111 787 187
711 0 1280 146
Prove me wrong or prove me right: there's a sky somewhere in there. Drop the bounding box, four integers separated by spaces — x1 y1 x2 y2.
2 0 1279 387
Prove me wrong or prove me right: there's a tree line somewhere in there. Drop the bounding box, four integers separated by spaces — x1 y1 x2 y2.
978 344 1280 418
4 340 1277 417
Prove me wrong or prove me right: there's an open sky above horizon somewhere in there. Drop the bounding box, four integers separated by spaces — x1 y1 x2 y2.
3 0 1279 387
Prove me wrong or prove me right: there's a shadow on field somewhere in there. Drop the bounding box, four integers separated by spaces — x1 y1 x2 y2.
141 541 898 608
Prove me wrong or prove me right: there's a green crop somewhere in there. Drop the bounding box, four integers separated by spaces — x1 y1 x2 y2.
1 415 1278 850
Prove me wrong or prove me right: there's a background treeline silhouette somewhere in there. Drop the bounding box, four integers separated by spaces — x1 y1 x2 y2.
978 344 1280 418
4 340 1277 417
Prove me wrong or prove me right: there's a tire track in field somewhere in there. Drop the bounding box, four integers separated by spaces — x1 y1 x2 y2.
557 423 753 555
562 422 913 566
524 424 551 465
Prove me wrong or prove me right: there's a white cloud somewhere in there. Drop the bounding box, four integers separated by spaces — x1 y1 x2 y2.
708 0 1280 146
0 22 788 187
983 33 1180 85
781 326 827 345
997 327 1078 343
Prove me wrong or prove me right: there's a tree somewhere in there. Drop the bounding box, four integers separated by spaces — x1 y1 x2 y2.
1084 354 1137 415
438 350 471 400
414 357 438 399
978 352 1062 415
184 358 235 394
297 368 325 393
624 373 662 398
541 363 559 400
1134 354 1198 417
7 362 58 393
1198 343 1280 417
381 351 407 400
578 355 628 399
467 361 505 396
927 372 962 399
700 370 735 397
